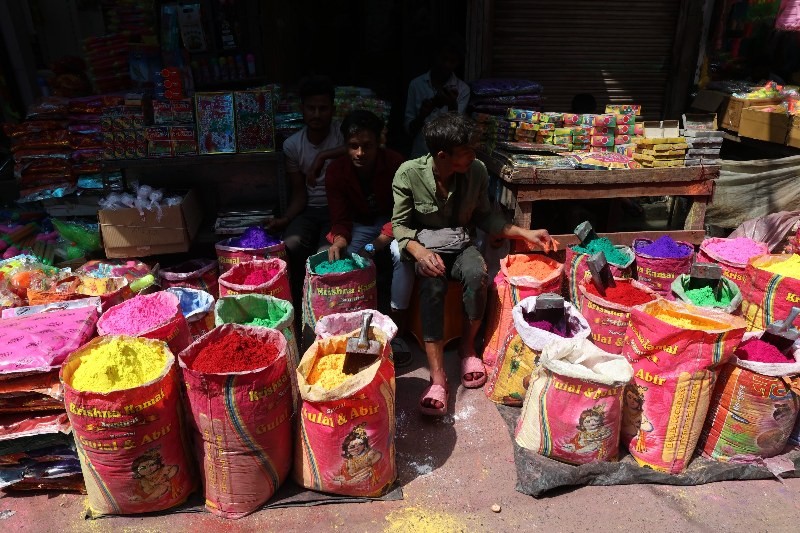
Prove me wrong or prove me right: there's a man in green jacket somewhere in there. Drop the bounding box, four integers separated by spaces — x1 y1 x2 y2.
392 112 558 416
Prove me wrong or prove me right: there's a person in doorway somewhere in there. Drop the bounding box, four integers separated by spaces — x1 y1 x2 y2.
404 37 470 158
392 112 558 416
267 75 345 305
324 110 415 365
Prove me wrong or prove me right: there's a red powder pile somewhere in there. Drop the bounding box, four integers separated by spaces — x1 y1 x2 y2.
735 338 795 364
191 331 280 373
508 259 554 279
584 280 655 307
241 267 278 286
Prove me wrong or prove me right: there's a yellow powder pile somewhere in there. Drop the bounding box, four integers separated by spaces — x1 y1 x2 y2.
652 312 720 330
761 254 800 280
70 337 168 393
306 353 349 390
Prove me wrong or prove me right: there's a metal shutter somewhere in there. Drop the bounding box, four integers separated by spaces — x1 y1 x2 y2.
490 0 681 119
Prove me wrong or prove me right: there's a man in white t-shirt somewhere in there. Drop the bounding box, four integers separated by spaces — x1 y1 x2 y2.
404 39 470 158
268 76 345 304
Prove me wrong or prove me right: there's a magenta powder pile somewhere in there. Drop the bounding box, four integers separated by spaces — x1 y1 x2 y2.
704 238 767 264
735 338 795 364
242 267 278 286
523 316 573 338
636 236 691 258
231 226 280 248
99 292 176 335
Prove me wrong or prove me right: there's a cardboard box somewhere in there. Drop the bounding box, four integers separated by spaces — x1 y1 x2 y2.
787 115 800 149
721 97 782 132
99 189 203 258
738 106 790 144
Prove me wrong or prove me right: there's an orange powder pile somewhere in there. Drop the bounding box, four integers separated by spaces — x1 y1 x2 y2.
508 259 554 279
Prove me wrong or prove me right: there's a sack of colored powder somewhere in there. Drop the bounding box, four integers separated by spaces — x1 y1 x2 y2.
165 287 216 341
741 254 800 332
671 274 742 314
633 237 694 299
566 243 634 309
97 290 192 354
215 294 300 370
215 236 285 274
578 278 658 354
61 335 195 517
314 310 397 364
483 254 564 370
698 337 800 461
301 251 377 349
214 294 301 408
218 258 290 302
178 324 293 518
159 258 219 298
486 294 591 406
697 237 768 286
621 300 747 473
294 329 395 497
0 304 98 375
515 338 633 464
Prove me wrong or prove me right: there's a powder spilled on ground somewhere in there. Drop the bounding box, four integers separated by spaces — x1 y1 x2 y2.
384 506 467 533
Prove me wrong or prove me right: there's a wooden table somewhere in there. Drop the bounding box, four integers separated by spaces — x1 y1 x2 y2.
479 150 720 248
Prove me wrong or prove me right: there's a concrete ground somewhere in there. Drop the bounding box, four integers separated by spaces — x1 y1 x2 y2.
2 343 800 533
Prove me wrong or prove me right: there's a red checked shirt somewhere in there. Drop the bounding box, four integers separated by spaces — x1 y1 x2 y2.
325 148 405 244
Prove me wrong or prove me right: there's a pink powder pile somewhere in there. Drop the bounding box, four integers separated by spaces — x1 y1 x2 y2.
705 238 767 264
735 338 794 364
241 267 278 286
99 291 177 335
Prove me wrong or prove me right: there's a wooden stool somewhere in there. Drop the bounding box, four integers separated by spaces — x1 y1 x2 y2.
408 279 464 350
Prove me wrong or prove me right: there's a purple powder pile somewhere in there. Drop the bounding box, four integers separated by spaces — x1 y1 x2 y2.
636 236 691 259
524 317 573 338
232 226 280 248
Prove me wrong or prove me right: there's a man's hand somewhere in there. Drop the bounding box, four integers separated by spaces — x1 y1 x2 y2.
413 248 446 277
266 217 289 234
328 236 348 262
522 229 560 253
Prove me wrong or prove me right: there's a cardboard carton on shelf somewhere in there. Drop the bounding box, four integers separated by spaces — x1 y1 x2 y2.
787 115 800 149
738 106 790 144
98 189 203 258
692 90 784 132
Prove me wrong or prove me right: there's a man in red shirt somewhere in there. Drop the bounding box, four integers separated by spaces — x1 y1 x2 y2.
325 110 415 363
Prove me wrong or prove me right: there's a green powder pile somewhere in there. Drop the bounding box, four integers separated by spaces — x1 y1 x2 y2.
315 258 359 274
572 238 629 265
685 285 733 307
244 316 281 328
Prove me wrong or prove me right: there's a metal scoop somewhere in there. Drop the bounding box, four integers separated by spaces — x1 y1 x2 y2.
761 307 800 355
342 312 382 375
587 252 616 296
688 262 723 300
574 221 599 247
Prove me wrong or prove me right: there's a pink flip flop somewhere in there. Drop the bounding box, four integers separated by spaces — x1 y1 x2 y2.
460 355 487 388
419 380 449 416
